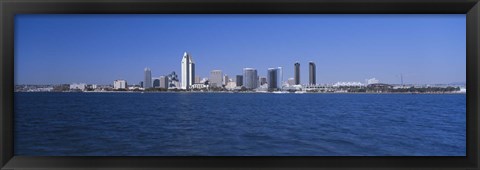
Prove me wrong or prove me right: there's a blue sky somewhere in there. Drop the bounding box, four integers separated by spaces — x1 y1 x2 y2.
15 14 465 85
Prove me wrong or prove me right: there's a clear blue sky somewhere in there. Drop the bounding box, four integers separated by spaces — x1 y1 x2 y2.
15 14 465 85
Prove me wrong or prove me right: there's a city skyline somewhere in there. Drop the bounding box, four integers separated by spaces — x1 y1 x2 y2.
15 14 466 85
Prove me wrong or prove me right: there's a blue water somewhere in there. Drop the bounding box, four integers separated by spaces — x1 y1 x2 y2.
14 92 466 156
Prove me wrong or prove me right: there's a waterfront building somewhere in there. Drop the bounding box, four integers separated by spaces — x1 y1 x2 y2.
113 80 127 89
366 78 380 85
277 67 283 88
144 67 152 89
191 83 209 90
200 77 208 84
309 61 316 85
168 71 179 89
367 83 393 93
294 62 300 85
195 76 201 84
159 76 168 89
259 77 267 85
210 70 223 87
287 78 295 86
236 75 243 86
225 82 237 90
139 81 143 88
333 82 364 87
69 83 87 91
223 74 229 86
243 68 259 89
181 52 195 90
153 78 160 88
267 68 279 90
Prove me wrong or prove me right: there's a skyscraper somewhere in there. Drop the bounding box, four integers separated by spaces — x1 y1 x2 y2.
223 74 229 86
243 68 258 89
277 66 283 88
210 70 223 87
181 52 195 90
159 76 168 89
144 67 152 89
294 62 300 85
267 68 279 90
309 61 316 85
236 75 243 87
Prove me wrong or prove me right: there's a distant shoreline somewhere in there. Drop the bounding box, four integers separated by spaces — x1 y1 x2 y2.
14 91 466 95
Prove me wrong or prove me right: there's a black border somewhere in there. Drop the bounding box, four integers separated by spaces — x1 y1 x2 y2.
1 0 479 169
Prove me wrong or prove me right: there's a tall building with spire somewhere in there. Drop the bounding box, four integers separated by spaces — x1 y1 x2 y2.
309 61 316 85
144 67 152 89
181 52 195 90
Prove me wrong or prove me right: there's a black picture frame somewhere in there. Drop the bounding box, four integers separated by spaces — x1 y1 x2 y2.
1 0 479 169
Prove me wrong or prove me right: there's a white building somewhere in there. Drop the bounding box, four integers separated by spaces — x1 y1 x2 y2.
191 83 209 90
366 78 379 85
225 81 237 90
200 77 208 84
70 83 87 91
223 74 229 86
333 82 364 87
287 78 295 86
113 80 127 89
181 52 195 90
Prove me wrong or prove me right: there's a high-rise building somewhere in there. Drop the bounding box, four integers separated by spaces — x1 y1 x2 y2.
309 61 316 85
223 74 229 86
159 76 168 89
294 62 300 85
259 77 267 85
243 68 258 89
181 52 195 90
236 75 243 87
144 67 152 89
139 81 143 88
277 66 283 88
153 78 160 88
210 70 223 87
267 68 279 90
113 80 127 89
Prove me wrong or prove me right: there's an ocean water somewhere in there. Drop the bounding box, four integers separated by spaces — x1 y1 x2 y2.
14 92 466 156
